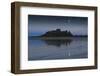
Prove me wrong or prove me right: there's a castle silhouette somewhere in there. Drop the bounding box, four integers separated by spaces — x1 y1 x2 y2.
41 29 73 37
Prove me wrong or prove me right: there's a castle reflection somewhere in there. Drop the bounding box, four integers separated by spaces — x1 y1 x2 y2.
42 38 73 47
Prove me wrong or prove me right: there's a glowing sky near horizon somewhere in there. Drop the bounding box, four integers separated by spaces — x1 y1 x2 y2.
28 15 88 36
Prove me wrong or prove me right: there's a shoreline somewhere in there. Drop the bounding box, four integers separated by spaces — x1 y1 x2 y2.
29 36 87 40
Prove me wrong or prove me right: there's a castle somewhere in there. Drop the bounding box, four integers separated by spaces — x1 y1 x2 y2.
41 29 73 37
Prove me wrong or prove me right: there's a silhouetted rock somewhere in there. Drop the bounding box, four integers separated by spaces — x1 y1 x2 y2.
41 29 73 37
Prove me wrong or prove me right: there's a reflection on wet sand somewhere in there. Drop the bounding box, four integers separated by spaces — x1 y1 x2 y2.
28 37 88 60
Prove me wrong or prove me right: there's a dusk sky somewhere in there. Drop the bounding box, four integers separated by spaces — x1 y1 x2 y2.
28 15 88 36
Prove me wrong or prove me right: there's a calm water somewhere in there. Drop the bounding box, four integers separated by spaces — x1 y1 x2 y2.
28 37 88 61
